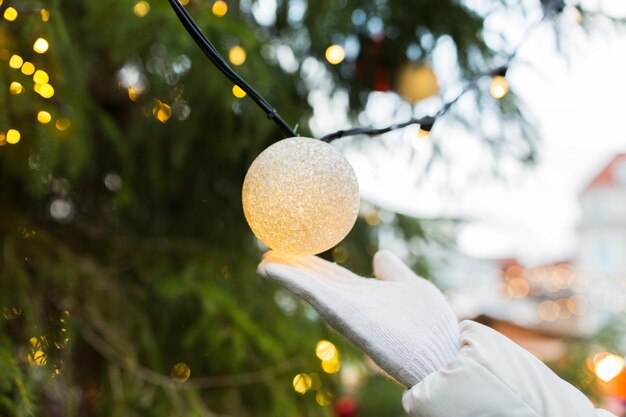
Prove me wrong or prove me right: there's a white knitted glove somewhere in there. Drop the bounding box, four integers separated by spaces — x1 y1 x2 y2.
258 250 461 387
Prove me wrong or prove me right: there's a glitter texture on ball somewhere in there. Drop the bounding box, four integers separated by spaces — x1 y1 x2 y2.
242 137 360 255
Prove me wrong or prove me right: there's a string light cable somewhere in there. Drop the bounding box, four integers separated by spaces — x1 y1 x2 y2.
167 0 297 137
168 0 567 143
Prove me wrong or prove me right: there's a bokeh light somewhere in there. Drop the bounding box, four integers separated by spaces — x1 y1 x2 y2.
55 118 71 131
3 7 18 22
292 373 312 394
315 340 337 361
9 54 23 69
33 38 49 54
134 1 150 17
40 8 50 21
9 81 23 95
594 353 625 382
37 111 52 124
170 363 191 382
490 75 509 99
325 45 345 65
6 129 21 144
33 70 49 84
232 85 246 98
21 62 35 75
37 83 55 99
212 1 228 17
228 45 246 66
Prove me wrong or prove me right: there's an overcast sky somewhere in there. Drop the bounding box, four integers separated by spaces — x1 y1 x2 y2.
323 1 626 265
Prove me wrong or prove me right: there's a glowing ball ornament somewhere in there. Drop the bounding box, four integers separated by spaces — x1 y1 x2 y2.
242 137 359 255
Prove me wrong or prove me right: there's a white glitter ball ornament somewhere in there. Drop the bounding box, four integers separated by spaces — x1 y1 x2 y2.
242 137 360 255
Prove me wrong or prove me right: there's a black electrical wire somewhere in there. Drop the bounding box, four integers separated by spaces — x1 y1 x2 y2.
168 0 297 138
168 0 562 144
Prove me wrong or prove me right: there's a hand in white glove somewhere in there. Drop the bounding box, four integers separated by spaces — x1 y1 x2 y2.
258 250 461 387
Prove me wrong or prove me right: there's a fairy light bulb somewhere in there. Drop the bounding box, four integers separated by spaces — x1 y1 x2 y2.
325 45 345 65
490 67 509 99
242 137 360 255
417 116 435 141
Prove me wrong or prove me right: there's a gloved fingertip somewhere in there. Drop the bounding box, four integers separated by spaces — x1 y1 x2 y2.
373 250 411 281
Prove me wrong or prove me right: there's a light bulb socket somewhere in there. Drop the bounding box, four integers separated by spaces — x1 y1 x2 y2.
419 116 435 133
491 66 508 78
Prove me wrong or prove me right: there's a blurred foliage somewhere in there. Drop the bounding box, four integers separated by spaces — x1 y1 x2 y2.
0 0 611 415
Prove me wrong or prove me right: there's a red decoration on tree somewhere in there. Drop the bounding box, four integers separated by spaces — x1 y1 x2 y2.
334 395 358 417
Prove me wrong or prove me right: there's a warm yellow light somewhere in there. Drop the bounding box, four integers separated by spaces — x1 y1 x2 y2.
292 373 312 394
33 38 49 54
212 0 228 16
21 61 35 75
6 129 20 144
397 64 440 103
325 45 345 65
180 0 190 4
490 75 509 99
417 128 431 141
37 111 52 124
594 353 624 382
316 391 332 406
170 363 191 382
133 1 150 17
0 133 5 146
9 81 23 95
28 350 47 367
3 7 17 22
232 85 246 98
38 83 55 98
40 8 50 21
55 118 71 131
128 87 139 101
9 54 23 69
315 340 337 361
321 356 341 374
243 137 359 255
152 100 172 122
228 45 246 66
33 70 49 84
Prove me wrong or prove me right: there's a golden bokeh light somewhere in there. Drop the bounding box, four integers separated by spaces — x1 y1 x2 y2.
21 61 35 75
321 355 341 374
315 340 337 361
133 1 150 17
0 133 5 147
9 81 23 95
364 211 380 226
316 391 333 406
325 45 345 65
33 38 49 54
228 45 246 66
292 373 312 394
28 350 47 367
594 353 624 383
232 84 246 98
180 0 190 4
9 54 23 69
40 8 50 22
490 75 509 99
170 362 191 382
152 100 172 122
33 70 49 84
37 111 52 124
128 87 139 101
242 137 359 255
6 129 21 144
55 118 71 131
212 0 228 17
3 7 17 22
397 64 440 103
37 83 55 98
